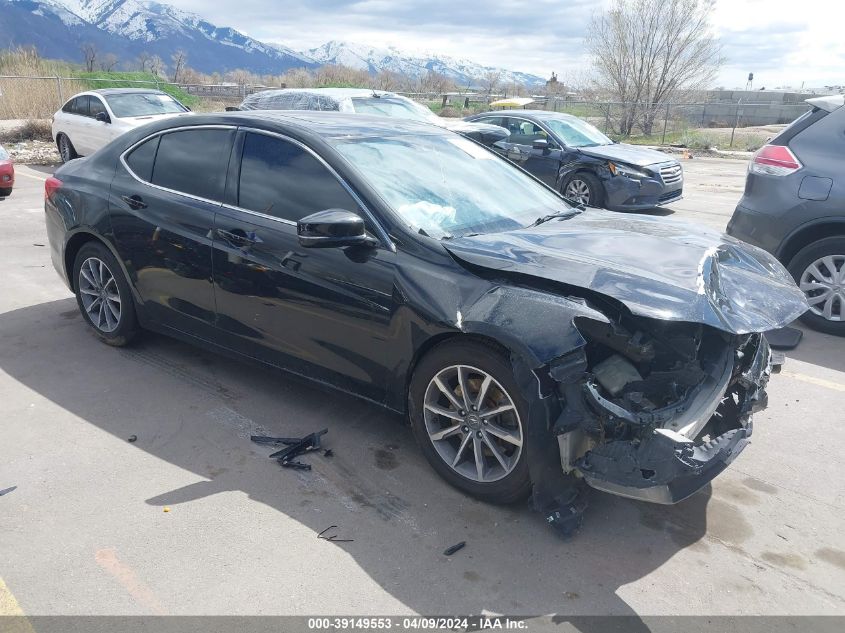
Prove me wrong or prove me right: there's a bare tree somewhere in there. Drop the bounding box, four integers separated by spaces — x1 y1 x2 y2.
373 69 402 91
99 53 119 72
137 51 152 73
148 55 165 78
479 70 501 99
586 0 723 135
81 43 97 72
170 50 187 83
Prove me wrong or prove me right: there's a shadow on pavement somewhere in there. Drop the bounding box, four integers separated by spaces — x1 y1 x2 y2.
0 298 716 626
783 324 845 374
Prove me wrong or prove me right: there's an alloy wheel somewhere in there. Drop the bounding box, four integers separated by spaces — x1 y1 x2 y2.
564 179 591 204
800 255 845 322
78 257 122 332
423 365 523 483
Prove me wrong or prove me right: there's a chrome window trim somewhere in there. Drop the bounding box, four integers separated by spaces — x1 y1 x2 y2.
119 124 237 207
236 127 395 251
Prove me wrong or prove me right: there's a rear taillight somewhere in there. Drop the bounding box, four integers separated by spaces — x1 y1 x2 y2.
45 176 63 200
750 144 802 176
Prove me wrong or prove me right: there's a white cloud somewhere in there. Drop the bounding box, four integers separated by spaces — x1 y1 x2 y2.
66 0 844 89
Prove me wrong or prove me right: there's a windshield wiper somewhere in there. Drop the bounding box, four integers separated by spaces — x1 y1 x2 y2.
530 209 581 227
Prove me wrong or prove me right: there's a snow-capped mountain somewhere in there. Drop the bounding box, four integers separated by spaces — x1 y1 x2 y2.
309 40 545 87
1 0 545 86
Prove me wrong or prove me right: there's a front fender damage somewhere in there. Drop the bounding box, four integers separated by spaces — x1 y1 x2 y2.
461 284 774 537
459 286 607 537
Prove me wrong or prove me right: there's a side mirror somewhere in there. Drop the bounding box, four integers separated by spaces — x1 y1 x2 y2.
297 209 377 249
95 111 110 124
532 138 549 151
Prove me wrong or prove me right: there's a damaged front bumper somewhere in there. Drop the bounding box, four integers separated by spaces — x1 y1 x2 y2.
570 333 772 504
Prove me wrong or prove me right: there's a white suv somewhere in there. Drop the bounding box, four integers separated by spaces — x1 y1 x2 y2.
52 88 192 163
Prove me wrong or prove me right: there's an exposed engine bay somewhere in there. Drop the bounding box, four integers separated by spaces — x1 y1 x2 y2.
553 302 771 505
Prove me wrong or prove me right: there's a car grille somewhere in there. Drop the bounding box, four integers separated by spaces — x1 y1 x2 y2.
659 164 683 185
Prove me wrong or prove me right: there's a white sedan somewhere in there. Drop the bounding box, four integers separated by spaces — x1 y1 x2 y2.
51 88 192 163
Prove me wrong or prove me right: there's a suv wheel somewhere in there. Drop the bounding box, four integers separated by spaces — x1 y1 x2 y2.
57 134 78 163
409 340 531 504
788 237 845 336
73 242 139 346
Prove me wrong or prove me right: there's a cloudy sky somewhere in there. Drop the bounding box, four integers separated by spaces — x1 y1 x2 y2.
168 0 842 88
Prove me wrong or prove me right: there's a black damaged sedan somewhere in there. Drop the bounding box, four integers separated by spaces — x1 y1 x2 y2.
44 112 807 535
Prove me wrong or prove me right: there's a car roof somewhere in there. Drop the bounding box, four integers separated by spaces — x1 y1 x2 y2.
160 110 451 139
474 109 581 122
88 88 169 96
806 94 845 113
247 87 397 100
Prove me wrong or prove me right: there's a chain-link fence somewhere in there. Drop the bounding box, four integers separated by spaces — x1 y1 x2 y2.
0 75 272 119
0 75 814 149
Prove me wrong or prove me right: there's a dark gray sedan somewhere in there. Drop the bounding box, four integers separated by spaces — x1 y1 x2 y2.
466 110 683 211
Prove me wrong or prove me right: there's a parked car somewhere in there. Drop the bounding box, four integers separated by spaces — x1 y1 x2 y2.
0 145 13 197
45 112 806 534
51 88 192 163
234 88 509 146
727 95 845 336
465 110 683 210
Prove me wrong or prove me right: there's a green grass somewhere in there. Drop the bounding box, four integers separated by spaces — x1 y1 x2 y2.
622 128 768 151
73 72 199 108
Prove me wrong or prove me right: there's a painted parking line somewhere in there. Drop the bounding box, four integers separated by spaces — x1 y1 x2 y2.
0 576 37 633
12 169 48 182
780 370 845 393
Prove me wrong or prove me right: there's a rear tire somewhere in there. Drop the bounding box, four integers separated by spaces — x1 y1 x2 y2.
409 339 531 504
561 171 604 208
57 134 78 163
72 241 139 346
787 236 845 336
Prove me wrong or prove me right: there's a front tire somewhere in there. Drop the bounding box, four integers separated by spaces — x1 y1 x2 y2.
561 171 604 208
788 237 845 336
409 339 531 504
57 134 78 163
0 187 11 198
72 242 138 346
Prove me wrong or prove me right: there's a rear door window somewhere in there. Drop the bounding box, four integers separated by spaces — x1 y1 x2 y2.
71 96 91 117
89 97 108 120
151 129 234 201
125 136 161 182
237 132 357 222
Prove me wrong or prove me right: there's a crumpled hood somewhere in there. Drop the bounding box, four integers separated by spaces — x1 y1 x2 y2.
443 210 808 334
578 143 677 167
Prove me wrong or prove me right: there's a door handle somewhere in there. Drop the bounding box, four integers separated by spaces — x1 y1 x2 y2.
121 194 147 210
217 228 262 247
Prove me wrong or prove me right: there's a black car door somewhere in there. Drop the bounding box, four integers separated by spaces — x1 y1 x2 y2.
476 116 562 187
211 129 396 403
109 126 235 338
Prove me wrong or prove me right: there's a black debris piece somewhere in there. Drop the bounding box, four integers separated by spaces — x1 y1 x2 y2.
317 525 353 542
323 449 334 458
0 486 17 497
251 429 328 469
281 461 311 471
127 435 137 443
443 541 466 556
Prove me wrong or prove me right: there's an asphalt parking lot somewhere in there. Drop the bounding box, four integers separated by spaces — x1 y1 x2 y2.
1 158 844 620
